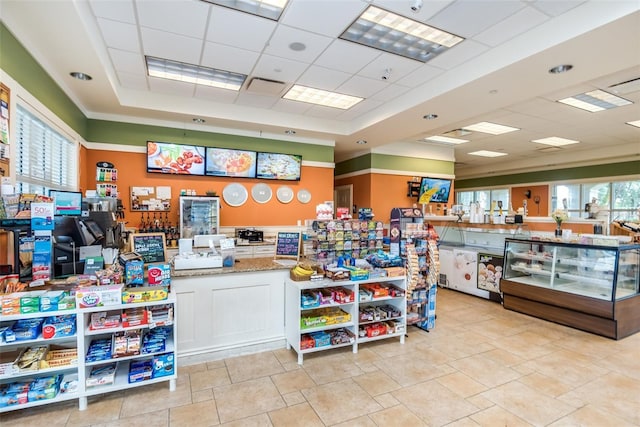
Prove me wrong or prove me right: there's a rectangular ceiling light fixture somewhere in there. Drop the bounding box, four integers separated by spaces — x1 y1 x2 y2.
283 84 363 109
340 5 464 63
146 56 246 91
532 136 580 146
626 119 640 128
557 89 633 112
424 135 469 144
201 0 288 20
463 121 520 135
468 150 508 157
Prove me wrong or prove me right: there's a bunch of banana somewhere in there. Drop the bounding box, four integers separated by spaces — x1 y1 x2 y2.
292 262 315 277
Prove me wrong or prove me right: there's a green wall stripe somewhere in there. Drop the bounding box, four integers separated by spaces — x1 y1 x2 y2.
456 160 640 188
87 119 333 163
335 153 454 176
1 23 87 136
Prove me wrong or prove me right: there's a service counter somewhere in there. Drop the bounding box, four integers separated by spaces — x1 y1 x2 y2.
172 257 290 364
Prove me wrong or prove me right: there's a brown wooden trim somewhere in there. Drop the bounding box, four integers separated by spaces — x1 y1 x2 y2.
501 279 613 318
614 297 640 339
504 294 616 339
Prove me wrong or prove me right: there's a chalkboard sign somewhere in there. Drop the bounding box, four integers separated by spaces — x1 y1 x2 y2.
130 233 166 264
275 231 301 260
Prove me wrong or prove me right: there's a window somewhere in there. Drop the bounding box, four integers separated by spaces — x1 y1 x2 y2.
552 180 639 220
456 188 510 214
15 104 78 194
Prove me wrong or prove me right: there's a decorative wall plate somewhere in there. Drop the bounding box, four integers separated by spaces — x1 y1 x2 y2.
297 189 311 204
222 183 248 207
276 186 294 204
251 183 272 204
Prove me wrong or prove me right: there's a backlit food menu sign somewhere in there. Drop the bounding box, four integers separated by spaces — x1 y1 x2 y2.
275 232 301 259
205 148 257 178
147 141 205 175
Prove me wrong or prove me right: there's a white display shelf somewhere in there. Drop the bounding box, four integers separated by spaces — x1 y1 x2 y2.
299 322 354 335
357 331 405 345
0 364 77 381
84 320 173 336
0 309 75 322
300 301 355 310
0 390 80 414
358 316 403 326
0 334 77 348
297 341 355 356
83 359 176 398
84 336 174 367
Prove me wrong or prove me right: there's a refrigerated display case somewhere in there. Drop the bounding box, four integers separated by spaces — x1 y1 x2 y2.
501 238 640 339
179 196 220 239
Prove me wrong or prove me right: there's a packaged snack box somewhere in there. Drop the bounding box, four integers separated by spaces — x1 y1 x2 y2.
75 284 123 308
122 287 169 304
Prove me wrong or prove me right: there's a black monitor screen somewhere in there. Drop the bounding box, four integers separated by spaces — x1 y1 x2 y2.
418 177 452 204
256 152 301 181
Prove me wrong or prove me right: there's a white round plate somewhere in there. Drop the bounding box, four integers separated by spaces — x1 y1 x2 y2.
251 183 272 204
276 186 294 204
297 189 311 204
222 183 248 207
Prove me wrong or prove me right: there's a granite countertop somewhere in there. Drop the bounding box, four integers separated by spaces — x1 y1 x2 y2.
171 256 291 277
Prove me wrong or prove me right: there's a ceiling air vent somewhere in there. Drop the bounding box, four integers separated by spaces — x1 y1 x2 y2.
609 77 640 95
246 77 287 96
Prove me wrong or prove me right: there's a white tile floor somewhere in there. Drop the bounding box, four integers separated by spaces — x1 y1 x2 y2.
2 287 639 426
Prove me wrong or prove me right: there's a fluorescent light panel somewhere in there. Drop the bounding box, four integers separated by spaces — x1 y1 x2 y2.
146 56 246 91
283 85 363 109
201 0 288 20
532 137 580 146
463 121 520 135
626 120 640 128
468 150 508 157
340 6 464 63
424 135 469 144
558 89 632 112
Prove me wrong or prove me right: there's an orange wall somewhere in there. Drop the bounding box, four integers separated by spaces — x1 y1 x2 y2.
511 185 549 216
83 149 333 227
336 173 454 223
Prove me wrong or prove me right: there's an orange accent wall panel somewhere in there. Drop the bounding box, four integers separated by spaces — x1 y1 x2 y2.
83 149 333 227
511 185 549 217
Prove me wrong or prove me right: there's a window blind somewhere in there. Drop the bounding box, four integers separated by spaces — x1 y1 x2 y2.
16 104 78 193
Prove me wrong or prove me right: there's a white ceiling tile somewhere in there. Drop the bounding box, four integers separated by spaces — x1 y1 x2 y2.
314 39 381 74
337 99 385 121
396 64 445 87
305 105 345 119
140 27 203 64
89 0 136 23
136 0 210 39
370 84 412 102
98 18 140 52
264 25 333 63
428 39 489 70
194 85 240 103
297 66 351 91
117 71 149 90
280 0 366 37
373 0 454 21
357 53 423 83
109 48 146 74
428 0 527 38
148 77 196 97
207 6 276 52
201 42 260 74
338 75 387 98
474 6 550 47
235 92 280 109
252 54 309 82
271 99 314 115
530 0 586 17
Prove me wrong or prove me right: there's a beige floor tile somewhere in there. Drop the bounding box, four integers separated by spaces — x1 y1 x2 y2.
331 415 377 426
220 413 273 426
225 352 285 384
169 399 219 426
303 358 365 385
270 369 316 395
436 371 488 398
368 404 427 426
392 380 480 426
374 353 448 387
192 388 214 403
282 391 306 406
268 402 324 427
520 349 609 388
517 372 573 397
273 348 301 366
190 366 231 391
64 395 123 427
120 384 193 418
0 400 74 427
352 370 402 396
548 404 637 427
206 359 227 370
373 392 400 409
302 378 382 425
445 417 482 427
425 331 496 361
447 352 522 388
179 362 208 375
470 405 533 427
593 350 640 381
214 376 285 424
91 409 169 427
480 380 576 425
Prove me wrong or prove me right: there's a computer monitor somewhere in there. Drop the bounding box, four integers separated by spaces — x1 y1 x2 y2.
49 190 82 216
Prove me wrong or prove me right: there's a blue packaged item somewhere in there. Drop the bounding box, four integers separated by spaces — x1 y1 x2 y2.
152 353 175 378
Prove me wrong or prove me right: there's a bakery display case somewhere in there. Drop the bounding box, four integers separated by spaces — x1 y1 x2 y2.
501 238 640 339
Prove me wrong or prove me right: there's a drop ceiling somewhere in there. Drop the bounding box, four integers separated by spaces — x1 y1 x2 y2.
2 0 639 179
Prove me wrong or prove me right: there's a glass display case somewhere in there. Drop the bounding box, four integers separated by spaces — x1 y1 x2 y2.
501 238 640 339
179 196 220 239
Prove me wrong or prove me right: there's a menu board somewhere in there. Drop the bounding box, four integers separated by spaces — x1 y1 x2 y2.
147 141 205 175
256 152 301 181
275 231 301 259
205 147 257 177
130 233 166 264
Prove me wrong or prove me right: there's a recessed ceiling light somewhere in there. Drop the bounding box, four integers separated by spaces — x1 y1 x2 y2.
356 139 367 145
423 114 438 120
192 118 206 124
285 129 296 135
146 56 246 91
532 136 579 146
626 120 640 128
283 84 363 109
340 5 464 63
289 42 306 51
463 122 519 135
424 135 469 144
557 89 633 112
70 72 92 81
468 150 508 158
200 0 288 20
548 64 573 74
